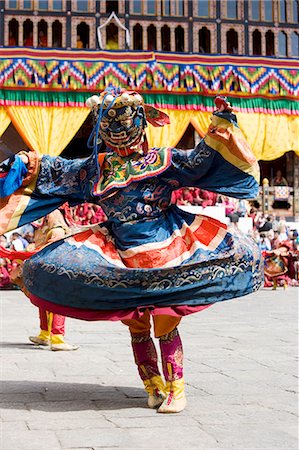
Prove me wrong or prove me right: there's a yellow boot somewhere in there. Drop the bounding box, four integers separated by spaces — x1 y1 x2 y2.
29 330 50 346
51 334 79 351
143 374 166 409
158 330 186 413
131 333 166 409
157 378 187 413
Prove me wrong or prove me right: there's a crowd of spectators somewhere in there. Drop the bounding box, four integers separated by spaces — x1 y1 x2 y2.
172 187 218 208
66 203 107 226
0 203 107 289
172 188 299 288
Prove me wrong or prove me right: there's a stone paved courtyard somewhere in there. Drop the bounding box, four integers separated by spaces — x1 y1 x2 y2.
1 287 298 450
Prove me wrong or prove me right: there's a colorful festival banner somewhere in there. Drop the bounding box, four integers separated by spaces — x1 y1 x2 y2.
0 49 298 159
0 49 298 98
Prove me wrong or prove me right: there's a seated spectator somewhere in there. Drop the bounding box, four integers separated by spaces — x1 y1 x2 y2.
18 224 35 244
277 217 289 243
278 216 287 231
200 189 217 208
8 31 16 46
223 196 239 224
271 170 288 186
24 32 33 47
258 215 273 233
264 241 297 289
66 203 106 226
76 35 84 49
38 31 48 47
6 259 21 289
81 209 95 226
292 230 299 247
172 188 185 205
223 196 236 216
92 205 107 223
252 229 261 245
174 188 194 206
271 231 280 249
9 232 29 251
0 235 8 248
260 233 272 252
278 228 289 244
236 199 249 218
182 188 194 205
191 188 202 206
249 200 261 211
0 258 10 288
271 214 279 232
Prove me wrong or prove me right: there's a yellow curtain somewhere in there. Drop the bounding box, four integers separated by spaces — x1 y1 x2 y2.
0 106 11 137
146 109 194 148
190 110 212 137
3 104 298 160
237 112 299 160
237 112 267 160
6 106 90 156
286 115 299 157
147 108 299 160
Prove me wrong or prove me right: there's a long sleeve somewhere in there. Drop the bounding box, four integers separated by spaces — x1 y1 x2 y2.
167 111 260 199
0 150 98 234
34 153 97 200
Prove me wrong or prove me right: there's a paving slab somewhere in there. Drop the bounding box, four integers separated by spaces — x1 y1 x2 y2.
0 287 298 450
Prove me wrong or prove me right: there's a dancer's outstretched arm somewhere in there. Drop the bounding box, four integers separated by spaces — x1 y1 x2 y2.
0 150 97 234
165 99 260 200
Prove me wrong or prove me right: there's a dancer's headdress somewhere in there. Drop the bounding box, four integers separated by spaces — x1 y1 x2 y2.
86 87 169 157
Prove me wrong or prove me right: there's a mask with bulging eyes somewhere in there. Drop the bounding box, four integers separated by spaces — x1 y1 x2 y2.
99 104 147 152
86 88 170 157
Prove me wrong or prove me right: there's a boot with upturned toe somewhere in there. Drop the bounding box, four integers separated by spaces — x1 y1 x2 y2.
130 332 165 408
143 375 166 409
158 328 186 413
51 342 79 351
29 336 50 346
50 333 78 351
29 332 50 346
157 378 187 413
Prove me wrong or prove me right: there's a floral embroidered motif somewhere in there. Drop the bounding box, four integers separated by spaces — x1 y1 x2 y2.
94 147 172 196
98 172 173 223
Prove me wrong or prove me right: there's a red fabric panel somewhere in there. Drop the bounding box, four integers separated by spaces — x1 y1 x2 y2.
30 293 211 322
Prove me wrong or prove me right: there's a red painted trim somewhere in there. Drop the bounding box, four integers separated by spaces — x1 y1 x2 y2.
0 48 297 68
0 48 155 62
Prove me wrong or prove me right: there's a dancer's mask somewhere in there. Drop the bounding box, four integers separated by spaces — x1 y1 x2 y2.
86 87 169 157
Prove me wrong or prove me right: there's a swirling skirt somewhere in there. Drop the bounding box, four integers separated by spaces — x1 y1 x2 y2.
23 216 263 321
